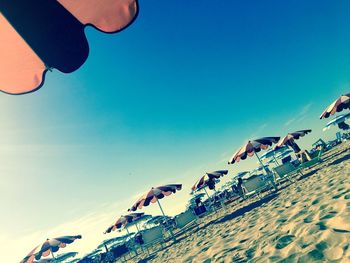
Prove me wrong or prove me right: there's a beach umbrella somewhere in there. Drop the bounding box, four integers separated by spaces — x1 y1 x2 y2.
21 235 82 263
54 252 78 262
260 145 289 165
0 0 138 94
228 137 280 176
228 137 280 164
104 212 144 234
33 259 54 263
320 93 350 119
234 171 249 179
126 214 152 232
323 112 350 131
228 137 280 174
128 184 182 216
98 233 135 250
275 149 294 160
145 215 172 227
191 170 228 196
275 129 312 153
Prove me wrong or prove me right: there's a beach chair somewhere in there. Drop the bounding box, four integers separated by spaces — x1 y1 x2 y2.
140 226 165 255
193 205 208 217
273 162 303 184
241 175 274 199
301 148 324 169
110 244 129 262
175 210 198 230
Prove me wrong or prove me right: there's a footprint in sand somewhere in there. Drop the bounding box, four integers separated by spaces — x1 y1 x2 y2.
275 235 295 249
315 221 328 231
298 249 324 262
325 247 344 261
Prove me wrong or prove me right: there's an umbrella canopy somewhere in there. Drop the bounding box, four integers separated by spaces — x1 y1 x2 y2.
21 235 82 263
228 137 280 164
98 233 135 249
260 146 289 160
128 184 182 213
33 259 54 263
320 93 350 119
145 216 172 229
275 149 294 159
323 112 350 131
1 0 138 94
55 252 78 262
191 170 228 191
104 212 144 234
276 130 312 149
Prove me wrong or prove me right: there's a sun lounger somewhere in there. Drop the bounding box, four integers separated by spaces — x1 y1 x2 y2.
301 148 324 169
194 205 207 217
241 175 274 199
175 210 198 230
140 226 165 255
273 162 303 184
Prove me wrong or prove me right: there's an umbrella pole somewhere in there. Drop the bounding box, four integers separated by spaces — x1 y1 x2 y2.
156 199 176 241
50 249 56 260
272 153 279 166
254 151 269 175
156 199 166 216
203 188 210 198
135 224 140 233
255 151 278 191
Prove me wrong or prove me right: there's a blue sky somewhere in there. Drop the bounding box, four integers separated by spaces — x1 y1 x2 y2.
1 0 350 261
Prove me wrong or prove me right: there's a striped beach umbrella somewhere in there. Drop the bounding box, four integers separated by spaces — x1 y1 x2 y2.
104 212 145 234
192 170 228 193
128 184 182 216
323 112 350 131
320 93 350 119
1 0 138 94
228 137 280 164
33 259 54 263
275 130 312 152
21 235 82 263
228 137 280 176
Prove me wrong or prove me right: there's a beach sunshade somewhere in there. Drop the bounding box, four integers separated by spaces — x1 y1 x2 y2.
320 93 350 119
232 171 249 180
55 252 78 262
0 0 138 94
21 235 82 263
191 170 228 192
33 259 54 263
145 215 172 227
98 233 135 249
260 146 288 160
276 130 312 149
228 137 280 164
275 149 294 159
104 212 144 234
323 112 350 131
128 184 182 214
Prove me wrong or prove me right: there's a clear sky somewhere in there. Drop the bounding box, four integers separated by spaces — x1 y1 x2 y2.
1 0 350 261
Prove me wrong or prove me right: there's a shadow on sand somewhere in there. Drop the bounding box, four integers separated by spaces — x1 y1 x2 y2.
137 255 155 263
329 152 350 166
214 193 278 225
298 168 320 181
322 147 349 163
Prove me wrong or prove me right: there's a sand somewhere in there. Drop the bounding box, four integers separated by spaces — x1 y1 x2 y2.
134 142 350 263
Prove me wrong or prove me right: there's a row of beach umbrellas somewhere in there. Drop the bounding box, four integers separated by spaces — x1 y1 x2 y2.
20 94 350 262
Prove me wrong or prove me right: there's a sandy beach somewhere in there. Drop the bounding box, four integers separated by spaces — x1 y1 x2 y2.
133 142 350 263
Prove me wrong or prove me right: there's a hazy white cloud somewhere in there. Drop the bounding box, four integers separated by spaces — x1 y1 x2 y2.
284 103 313 127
